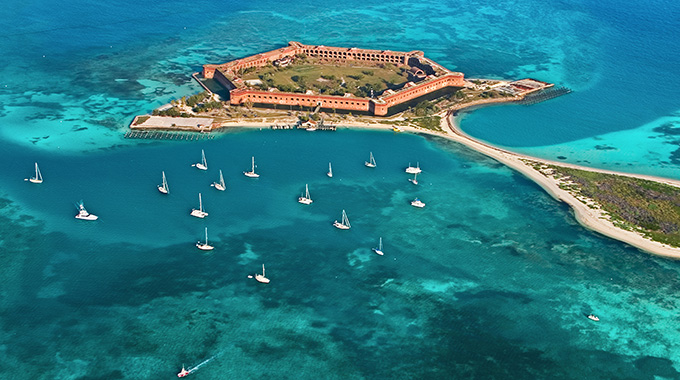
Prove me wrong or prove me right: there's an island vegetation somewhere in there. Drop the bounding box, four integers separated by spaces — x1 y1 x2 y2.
532 163 680 247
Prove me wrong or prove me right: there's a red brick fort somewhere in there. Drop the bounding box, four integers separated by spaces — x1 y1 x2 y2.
203 41 464 116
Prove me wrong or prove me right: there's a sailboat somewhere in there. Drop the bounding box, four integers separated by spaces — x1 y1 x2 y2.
372 237 384 256
327 162 333 178
405 162 422 174
364 152 377 168
298 184 313 204
158 171 169 194
74 200 98 220
255 264 270 283
196 227 214 251
190 193 208 218
408 172 419 185
243 156 259 178
192 149 208 170
211 170 226 191
26 162 43 184
333 209 351 229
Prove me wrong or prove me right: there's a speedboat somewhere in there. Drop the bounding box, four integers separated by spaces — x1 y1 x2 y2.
177 366 190 377
74 201 98 220
587 314 600 322
410 198 425 208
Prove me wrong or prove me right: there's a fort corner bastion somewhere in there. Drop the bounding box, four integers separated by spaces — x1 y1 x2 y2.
201 41 465 116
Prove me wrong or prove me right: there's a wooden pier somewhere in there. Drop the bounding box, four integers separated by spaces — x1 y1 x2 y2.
519 86 572 105
124 130 216 140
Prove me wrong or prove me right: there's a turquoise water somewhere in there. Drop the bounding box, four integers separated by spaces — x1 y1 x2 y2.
3 0 680 378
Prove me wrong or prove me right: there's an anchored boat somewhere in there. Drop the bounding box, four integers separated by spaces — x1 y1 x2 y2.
333 209 351 229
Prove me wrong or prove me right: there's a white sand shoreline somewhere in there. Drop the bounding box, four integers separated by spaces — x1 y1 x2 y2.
186 111 680 259
437 112 680 259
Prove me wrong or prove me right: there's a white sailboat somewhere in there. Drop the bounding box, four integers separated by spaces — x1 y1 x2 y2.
408 172 419 185
411 197 426 208
192 149 208 170
364 152 377 168
190 193 208 218
243 156 259 178
298 184 313 204
405 162 422 174
196 227 214 251
255 264 270 283
211 170 226 191
26 162 43 184
333 209 351 229
74 200 98 220
372 237 384 256
327 162 333 178
157 171 169 194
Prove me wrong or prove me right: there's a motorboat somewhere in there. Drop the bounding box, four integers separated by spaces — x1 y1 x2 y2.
74 201 98 220
410 198 425 208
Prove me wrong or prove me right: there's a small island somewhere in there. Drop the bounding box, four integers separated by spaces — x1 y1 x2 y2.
129 41 680 259
130 41 554 132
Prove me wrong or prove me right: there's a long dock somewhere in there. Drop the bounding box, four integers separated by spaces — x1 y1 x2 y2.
124 130 216 140
519 86 572 105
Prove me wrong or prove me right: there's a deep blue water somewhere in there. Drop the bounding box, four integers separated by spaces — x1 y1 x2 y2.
3 0 680 379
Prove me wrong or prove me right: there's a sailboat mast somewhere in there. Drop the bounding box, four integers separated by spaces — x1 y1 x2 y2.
205 227 208 244
198 193 203 211
262 264 266 277
252 156 255 172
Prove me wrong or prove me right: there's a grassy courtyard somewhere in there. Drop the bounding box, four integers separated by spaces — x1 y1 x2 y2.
241 60 410 98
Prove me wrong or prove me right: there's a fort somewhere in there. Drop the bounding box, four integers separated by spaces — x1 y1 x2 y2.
202 41 466 116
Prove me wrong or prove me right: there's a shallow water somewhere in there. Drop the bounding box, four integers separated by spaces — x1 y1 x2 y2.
3 0 680 378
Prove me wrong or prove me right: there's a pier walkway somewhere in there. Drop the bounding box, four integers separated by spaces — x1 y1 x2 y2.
124 130 216 141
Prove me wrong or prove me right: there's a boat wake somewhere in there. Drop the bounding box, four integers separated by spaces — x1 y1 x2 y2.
179 351 222 377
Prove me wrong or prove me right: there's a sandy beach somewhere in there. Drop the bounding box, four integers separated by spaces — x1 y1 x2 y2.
434 111 680 260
